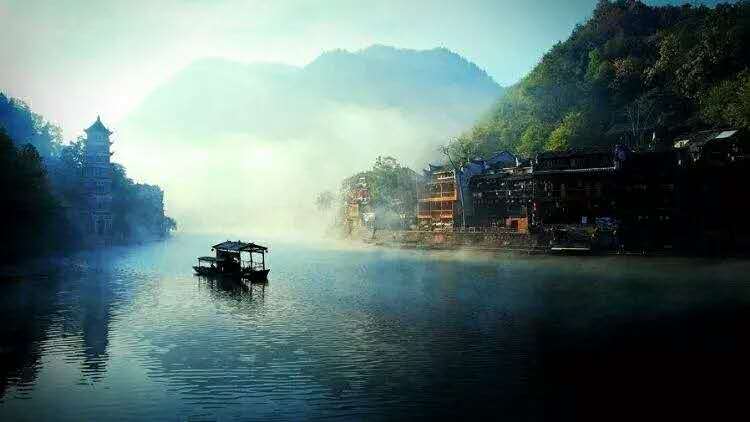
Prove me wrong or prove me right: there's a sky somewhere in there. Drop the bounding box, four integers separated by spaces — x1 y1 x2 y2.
0 0 733 140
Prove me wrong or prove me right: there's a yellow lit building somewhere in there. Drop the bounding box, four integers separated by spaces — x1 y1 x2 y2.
417 165 458 230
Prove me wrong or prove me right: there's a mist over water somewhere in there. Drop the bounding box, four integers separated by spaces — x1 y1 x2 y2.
2 235 750 420
114 47 502 236
119 105 440 236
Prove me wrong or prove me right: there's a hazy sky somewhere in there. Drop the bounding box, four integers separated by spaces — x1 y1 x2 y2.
0 0 732 139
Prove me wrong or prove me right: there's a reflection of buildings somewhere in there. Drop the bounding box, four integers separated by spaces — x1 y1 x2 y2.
79 275 116 379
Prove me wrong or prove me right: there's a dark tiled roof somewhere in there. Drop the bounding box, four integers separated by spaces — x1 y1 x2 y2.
536 146 613 160
85 116 112 134
428 163 450 172
212 240 268 252
673 129 740 149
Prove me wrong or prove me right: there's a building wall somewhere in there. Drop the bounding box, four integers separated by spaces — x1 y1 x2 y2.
417 168 457 230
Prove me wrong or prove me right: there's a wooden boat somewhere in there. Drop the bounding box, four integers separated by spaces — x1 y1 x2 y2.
193 240 270 280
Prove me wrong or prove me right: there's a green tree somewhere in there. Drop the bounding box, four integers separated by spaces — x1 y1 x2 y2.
517 121 550 157
700 70 750 129
546 111 586 151
439 136 481 169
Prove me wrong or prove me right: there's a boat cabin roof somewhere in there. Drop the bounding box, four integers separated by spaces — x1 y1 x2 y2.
211 240 269 254
197 256 224 262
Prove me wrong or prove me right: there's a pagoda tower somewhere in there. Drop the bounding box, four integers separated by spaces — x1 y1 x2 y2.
82 116 114 247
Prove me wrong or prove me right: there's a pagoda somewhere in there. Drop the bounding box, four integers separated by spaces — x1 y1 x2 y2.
82 116 114 247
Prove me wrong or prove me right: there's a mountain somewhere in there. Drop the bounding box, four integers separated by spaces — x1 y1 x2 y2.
117 45 503 233
301 45 501 110
447 0 750 162
122 45 503 144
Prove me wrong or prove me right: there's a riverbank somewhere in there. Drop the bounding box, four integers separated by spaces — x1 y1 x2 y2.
347 226 747 257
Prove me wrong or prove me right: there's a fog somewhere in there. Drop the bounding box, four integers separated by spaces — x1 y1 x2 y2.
114 48 502 239
115 107 446 235
118 104 447 238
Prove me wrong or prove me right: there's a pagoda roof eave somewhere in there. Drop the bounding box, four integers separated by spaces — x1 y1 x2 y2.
85 116 113 135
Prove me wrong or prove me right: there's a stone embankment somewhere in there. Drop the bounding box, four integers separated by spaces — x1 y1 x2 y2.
351 227 549 253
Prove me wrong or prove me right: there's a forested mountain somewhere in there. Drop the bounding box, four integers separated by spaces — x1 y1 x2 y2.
446 0 750 163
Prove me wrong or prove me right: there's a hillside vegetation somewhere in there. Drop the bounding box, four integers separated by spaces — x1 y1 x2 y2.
447 0 750 163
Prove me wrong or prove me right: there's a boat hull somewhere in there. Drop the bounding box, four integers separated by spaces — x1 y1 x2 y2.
243 268 270 281
193 266 269 280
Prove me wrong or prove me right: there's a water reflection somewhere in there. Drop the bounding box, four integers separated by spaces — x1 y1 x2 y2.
2 238 750 420
0 251 126 400
197 276 266 302
0 276 60 399
78 273 117 382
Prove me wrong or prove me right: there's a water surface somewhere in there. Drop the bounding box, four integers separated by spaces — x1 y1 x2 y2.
2 235 750 420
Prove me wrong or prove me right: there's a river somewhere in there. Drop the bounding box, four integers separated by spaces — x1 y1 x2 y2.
1 235 749 420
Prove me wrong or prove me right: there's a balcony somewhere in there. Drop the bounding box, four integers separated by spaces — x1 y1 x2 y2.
417 211 454 219
418 193 457 202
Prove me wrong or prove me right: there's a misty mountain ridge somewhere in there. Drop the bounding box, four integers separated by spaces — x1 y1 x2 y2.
123 45 504 143
303 45 502 108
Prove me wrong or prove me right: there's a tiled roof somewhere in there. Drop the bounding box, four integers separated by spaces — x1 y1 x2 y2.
85 116 112 135
212 240 268 252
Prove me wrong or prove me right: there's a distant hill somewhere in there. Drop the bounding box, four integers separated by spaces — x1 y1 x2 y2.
448 0 750 162
123 45 503 145
302 45 501 110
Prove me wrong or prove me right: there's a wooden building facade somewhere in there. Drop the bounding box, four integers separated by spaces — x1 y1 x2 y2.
417 165 458 230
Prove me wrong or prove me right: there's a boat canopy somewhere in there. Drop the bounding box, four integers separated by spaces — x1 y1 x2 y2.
212 240 269 254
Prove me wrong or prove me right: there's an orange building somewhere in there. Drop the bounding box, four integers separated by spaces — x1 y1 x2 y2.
417 165 458 230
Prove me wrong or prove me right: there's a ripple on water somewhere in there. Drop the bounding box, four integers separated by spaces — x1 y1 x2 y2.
3 239 750 420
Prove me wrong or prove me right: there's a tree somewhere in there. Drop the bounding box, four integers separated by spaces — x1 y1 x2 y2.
0 130 66 261
517 121 550 157
624 92 661 148
700 70 750 129
0 93 62 158
315 190 335 211
546 111 586 151
440 136 480 169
